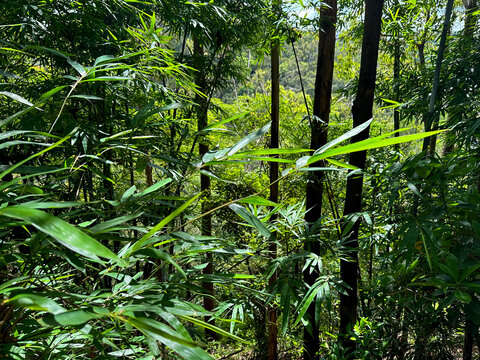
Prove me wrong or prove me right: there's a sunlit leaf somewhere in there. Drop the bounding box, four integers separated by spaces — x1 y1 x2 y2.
0 206 127 266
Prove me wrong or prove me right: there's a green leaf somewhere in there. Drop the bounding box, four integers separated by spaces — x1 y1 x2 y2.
39 310 103 326
438 264 456 283
455 290 472 303
0 277 29 293
460 264 480 282
134 248 186 279
446 254 460 282
19 202 83 209
94 54 116 66
229 204 271 238
199 169 235 183
406 182 422 198
305 130 445 167
0 86 66 128
82 76 131 82
296 167 344 172
90 213 143 234
294 282 325 327
420 227 438 271
0 91 34 106
235 148 311 156
202 111 249 131
227 122 271 157
472 220 480 240
325 158 359 170
121 185 137 203
0 140 52 150
178 315 248 344
70 94 104 101
137 178 172 197
312 119 372 156
6 294 66 314
67 58 87 76
402 225 419 265
130 102 187 128
122 316 213 360
23 45 72 58
0 130 72 181
239 195 278 207
0 206 127 266
226 156 295 163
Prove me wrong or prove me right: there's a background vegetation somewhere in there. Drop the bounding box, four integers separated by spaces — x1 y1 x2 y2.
1 0 480 359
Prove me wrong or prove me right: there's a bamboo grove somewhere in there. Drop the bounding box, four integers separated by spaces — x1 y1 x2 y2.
1 0 480 359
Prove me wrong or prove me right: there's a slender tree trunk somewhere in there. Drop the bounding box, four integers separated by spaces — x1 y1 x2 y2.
417 8 430 69
193 35 217 341
339 0 384 354
464 318 475 360
422 0 454 154
462 2 478 355
268 11 280 359
145 164 153 186
393 37 401 139
463 0 478 38
303 1 337 359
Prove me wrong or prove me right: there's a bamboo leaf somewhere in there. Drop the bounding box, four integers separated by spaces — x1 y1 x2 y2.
122 316 213 360
39 310 104 326
67 58 87 76
0 91 34 106
0 86 66 128
235 148 311 156
202 111 249 130
137 178 172 197
70 94 104 101
178 315 248 344
239 195 278 207
81 76 131 82
6 294 66 315
0 206 127 266
227 122 271 157
312 119 372 156
306 130 445 166
121 185 137 203
229 204 271 238
130 193 201 252
0 131 72 181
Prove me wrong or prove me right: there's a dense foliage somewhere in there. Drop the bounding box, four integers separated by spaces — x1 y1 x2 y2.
1 0 480 359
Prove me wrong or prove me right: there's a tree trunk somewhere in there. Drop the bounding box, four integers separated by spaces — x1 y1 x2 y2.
464 318 475 360
463 0 478 38
422 0 454 154
339 0 384 354
268 14 280 360
303 1 337 359
393 37 401 139
193 35 217 341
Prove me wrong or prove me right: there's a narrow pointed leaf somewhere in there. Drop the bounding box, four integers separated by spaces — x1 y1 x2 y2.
131 193 201 252
306 130 445 166
227 122 271 156
0 91 34 106
239 195 278 207
178 315 248 344
6 294 66 315
229 204 271 238
123 317 213 360
67 58 87 76
138 178 172 197
313 119 372 155
0 206 127 266
0 130 72 180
